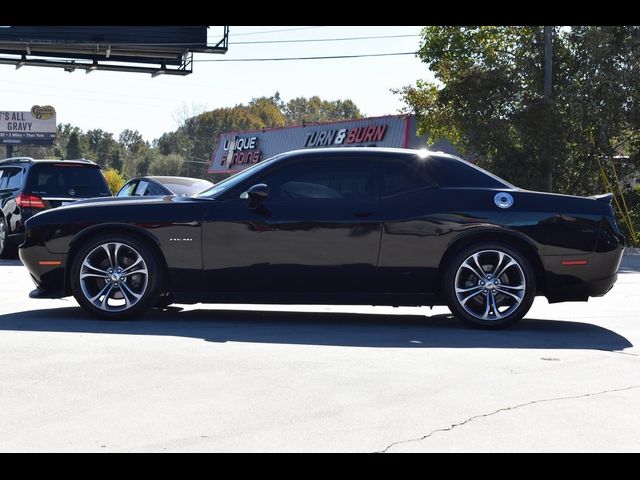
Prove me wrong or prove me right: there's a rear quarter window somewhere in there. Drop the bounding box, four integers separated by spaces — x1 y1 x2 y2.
376 158 437 196
431 156 512 189
27 164 111 197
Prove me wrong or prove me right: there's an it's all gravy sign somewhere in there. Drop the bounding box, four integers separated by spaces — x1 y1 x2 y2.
0 106 57 146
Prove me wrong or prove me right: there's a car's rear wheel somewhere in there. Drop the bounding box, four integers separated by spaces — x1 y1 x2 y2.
70 234 162 319
443 242 536 329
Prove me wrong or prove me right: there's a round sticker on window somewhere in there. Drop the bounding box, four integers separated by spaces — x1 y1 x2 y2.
494 192 514 209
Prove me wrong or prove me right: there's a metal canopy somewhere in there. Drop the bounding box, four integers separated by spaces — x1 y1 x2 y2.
0 26 229 76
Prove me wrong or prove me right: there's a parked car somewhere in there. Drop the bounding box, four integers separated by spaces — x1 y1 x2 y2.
19 148 624 328
0 157 111 258
116 176 213 198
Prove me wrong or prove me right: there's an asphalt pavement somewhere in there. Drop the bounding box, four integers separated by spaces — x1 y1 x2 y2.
0 256 639 452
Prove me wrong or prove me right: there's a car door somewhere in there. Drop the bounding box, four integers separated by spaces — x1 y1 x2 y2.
202 156 383 296
375 157 442 294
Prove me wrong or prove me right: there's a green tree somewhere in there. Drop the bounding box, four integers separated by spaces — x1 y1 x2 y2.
119 129 148 157
398 26 640 196
85 129 120 168
118 129 149 178
66 131 83 159
284 96 362 124
249 95 286 128
135 149 158 176
149 153 185 176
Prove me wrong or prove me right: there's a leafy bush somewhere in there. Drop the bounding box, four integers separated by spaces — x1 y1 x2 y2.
102 167 126 195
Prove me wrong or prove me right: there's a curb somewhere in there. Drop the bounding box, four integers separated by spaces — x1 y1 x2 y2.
624 247 640 256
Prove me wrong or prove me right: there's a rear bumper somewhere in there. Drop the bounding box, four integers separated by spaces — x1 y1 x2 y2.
18 237 68 298
542 245 624 303
545 272 618 303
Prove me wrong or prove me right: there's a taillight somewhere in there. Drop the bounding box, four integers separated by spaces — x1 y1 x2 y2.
16 193 46 209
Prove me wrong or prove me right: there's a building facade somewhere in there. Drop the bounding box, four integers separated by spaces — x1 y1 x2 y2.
207 114 462 174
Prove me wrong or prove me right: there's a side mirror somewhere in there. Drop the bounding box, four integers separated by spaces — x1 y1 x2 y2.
247 183 269 209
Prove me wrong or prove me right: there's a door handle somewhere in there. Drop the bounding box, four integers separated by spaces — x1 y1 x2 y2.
353 211 373 218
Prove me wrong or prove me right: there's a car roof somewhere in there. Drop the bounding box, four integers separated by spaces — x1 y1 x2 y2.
280 147 429 157
0 157 98 167
129 176 213 185
274 147 470 164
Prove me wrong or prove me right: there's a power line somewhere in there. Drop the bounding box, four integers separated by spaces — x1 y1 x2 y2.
230 34 420 45
0 33 419 48
194 51 418 62
230 26 326 37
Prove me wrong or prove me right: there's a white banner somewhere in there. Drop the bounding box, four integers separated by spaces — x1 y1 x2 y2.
0 108 56 145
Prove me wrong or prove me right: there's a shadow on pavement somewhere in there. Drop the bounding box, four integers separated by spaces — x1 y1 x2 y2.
0 306 632 351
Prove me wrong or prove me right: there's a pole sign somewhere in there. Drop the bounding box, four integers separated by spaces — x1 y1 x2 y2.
0 105 56 145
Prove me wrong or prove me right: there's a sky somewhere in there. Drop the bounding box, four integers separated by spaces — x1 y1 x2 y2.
0 26 432 143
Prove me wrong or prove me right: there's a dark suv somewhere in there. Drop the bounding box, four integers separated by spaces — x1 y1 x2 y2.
0 157 111 257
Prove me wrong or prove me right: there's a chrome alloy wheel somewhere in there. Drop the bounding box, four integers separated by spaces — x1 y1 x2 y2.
79 242 149 312
454 249 526 322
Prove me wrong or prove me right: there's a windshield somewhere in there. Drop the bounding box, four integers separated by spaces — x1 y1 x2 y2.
195 155 283 198
163 180 212 196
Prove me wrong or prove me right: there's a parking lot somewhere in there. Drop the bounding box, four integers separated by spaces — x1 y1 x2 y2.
1 256 639 452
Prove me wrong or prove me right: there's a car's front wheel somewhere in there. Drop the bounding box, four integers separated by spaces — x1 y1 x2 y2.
70 234 163 319
443 242 536 329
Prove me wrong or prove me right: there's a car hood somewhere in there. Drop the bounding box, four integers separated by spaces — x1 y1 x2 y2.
25 194 210 228
61 195 179 208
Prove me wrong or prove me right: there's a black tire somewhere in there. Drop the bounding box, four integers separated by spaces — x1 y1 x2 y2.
0 216 16 259
443 242 536 329
154 292 174 309
70 234 163 320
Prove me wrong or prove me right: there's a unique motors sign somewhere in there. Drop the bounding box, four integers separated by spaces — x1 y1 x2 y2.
0 105 56 145
208 115 421 174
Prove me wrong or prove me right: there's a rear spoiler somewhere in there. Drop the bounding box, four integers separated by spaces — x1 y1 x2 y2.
590 193 614 204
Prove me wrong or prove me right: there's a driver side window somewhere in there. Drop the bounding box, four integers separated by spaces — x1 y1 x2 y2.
247 159 376 200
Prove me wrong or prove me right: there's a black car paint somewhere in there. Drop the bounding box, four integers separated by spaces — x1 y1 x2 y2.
19 148 625 306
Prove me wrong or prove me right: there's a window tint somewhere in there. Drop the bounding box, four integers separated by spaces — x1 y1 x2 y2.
253 159 375 200
144 181 167 196
376 160 434 196
432 156 512 189
5 168 23 189
117 181 138 197
27 165 110 197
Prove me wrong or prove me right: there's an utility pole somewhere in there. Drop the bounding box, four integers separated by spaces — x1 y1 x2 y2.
544 26 553 192
6 145 13 158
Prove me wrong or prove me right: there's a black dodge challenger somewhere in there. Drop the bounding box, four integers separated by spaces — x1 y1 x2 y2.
19 148 625 328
